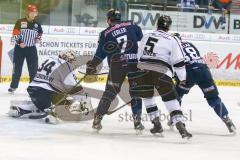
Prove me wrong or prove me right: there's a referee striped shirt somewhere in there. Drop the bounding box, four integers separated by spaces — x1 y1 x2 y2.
12 18 43 47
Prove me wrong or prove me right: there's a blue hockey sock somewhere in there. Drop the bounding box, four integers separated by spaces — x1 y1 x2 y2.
131 98 142 118
208 98 229 119
212 102 229 119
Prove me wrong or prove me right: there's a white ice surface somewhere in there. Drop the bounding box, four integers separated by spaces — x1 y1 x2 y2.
0 83 240 160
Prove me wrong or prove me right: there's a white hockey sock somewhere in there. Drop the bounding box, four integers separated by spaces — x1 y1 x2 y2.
164 99 184 125
164 99 181 113
143 97 159 121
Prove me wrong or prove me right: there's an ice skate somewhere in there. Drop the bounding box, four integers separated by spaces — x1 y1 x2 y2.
167 120 174 131
133 116 144 135
92 114 103 131
176 122 192 139
150 117 163 137
8 88 16 94
222 116 236 135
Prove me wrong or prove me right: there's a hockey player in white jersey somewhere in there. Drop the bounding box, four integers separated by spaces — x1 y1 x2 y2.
8 50 92 122
131 15 192 138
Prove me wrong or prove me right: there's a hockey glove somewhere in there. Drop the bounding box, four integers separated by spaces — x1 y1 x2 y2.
179 80 186 86
86 60 97 75
86 57 102 75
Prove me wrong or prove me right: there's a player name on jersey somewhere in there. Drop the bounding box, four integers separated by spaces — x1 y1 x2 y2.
111 28 127 37
35 73 54 82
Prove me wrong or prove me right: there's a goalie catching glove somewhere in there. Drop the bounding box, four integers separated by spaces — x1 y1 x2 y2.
86 56 102 75
85 57 103 83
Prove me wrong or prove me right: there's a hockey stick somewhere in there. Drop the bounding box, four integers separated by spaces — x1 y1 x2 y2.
28 112 49 119
107 100 131 115
78 71 108 75
52 74 88 107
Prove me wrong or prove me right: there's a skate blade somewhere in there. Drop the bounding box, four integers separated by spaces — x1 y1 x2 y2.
182 135 192 141
8 91 15 95
230 130 237 136
169 125 174 131
152 132 164 137
92 128 101 134
92 125 102 133
179 136 192 143
135 129 143 135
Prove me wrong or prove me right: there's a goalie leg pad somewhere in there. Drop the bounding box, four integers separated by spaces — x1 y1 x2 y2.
10 99 37 112
8 99 38 118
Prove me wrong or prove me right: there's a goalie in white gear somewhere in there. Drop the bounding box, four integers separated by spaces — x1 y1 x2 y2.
8 50 93 121
131 15 192 139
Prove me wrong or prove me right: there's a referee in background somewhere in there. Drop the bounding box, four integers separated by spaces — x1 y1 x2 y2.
9 4 43 93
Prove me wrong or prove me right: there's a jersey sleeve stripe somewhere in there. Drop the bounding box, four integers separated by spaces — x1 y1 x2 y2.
173 60 185 68
173 37 185 57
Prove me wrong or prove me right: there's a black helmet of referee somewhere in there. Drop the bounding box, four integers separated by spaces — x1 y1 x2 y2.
107 9 121 21
157 15 172 31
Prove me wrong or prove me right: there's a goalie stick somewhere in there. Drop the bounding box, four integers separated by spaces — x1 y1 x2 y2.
78 71 108 75
107 100 131 115
53 74 88 107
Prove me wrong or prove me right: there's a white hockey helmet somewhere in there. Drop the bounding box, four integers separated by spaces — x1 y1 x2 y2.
59 49 77 63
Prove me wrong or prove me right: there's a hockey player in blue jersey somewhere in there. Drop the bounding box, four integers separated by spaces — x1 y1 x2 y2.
86 9 143 131
172 33 236 134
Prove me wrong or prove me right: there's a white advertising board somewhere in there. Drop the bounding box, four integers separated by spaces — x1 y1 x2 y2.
1 28 240 86
128 9 229 34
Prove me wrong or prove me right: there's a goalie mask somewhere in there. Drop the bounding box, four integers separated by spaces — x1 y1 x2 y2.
59 50 77 63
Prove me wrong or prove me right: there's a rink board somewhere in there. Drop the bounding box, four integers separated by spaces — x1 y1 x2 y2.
1 26 240 86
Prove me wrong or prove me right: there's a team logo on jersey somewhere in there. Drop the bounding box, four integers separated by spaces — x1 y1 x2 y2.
21 22 28 28
34 23 38 28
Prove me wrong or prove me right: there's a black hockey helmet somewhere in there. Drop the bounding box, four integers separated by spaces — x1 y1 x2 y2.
107 9 121 21
173 33 182 41
157 15 172 31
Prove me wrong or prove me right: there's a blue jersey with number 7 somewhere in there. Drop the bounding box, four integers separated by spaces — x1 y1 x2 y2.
94 20 143 65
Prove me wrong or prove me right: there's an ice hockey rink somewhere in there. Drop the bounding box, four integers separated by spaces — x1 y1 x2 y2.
0 82 239 160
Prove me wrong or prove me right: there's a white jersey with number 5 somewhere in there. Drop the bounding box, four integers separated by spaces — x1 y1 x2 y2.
29 57 77 93
137 30 186 81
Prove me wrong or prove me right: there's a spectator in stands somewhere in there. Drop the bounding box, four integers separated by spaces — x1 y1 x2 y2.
197 0 209 6
177 0 199 11
209 0 232 25
210 0 232 11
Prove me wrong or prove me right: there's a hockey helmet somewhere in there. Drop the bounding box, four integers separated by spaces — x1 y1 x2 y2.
157 15 172 31
27 4 38 13
59 49 77 63
107 9 121 21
